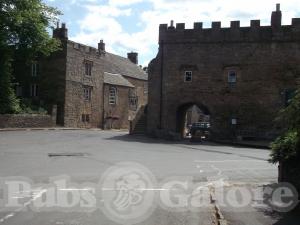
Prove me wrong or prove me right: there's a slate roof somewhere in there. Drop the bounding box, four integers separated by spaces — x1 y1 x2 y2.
104 72 135 88
103 52 148 81
67 40 148 81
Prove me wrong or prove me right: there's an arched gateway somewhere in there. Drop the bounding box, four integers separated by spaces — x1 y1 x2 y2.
176 103 211 138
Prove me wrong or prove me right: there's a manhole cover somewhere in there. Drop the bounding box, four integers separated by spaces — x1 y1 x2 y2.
48 153 87 157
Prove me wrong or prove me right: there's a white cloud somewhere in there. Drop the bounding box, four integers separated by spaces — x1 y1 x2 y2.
70 0 300 66
109 0 145 6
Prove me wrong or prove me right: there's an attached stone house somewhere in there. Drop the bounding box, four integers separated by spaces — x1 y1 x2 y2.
14 24 148 129
148 4 300 140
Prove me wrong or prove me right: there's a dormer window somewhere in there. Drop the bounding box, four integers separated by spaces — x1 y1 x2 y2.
184 71 192 82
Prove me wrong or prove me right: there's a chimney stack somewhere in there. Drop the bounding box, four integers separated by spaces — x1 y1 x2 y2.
271 3 282 29
98 39 105 52
127 52 138 64
53 22 68 40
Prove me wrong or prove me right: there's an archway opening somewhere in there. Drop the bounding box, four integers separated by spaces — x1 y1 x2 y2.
176 103 210 139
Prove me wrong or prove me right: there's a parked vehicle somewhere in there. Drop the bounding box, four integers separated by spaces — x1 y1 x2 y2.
190 122 210 141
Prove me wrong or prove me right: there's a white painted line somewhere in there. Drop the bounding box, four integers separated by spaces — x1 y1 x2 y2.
194 160 264 163
0 189 46 224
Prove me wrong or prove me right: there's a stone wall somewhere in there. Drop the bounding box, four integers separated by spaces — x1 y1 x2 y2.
0 114 56 128
148 8 300 140
39 44 67 125
64 41 104 128
125 77 148 108
103 84 130 129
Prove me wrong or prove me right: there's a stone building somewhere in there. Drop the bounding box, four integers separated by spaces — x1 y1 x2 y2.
147 4 300 140
14 24 148 129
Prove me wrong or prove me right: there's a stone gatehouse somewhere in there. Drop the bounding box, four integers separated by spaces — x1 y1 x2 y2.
147 4 300 140
13 24 148 129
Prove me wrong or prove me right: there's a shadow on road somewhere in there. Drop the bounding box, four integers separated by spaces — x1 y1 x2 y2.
272 212 300 225
104 133 220 146
104 134 269 161
256 183 300 225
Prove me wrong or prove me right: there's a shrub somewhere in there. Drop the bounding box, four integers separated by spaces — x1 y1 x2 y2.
269 131 299 164
19 99 47 115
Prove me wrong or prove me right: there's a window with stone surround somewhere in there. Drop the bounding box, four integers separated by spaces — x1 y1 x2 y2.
30 84 38 97
31 62 39 77
129 88 138 111
144 82 148 94
84 61 93 76
228 70 237 84
83 86 92 101
109 86 117 105
184 71 192 82
15 85 23 97
81 114 90 123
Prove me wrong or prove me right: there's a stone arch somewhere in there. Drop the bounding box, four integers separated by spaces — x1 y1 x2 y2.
176 102 211 137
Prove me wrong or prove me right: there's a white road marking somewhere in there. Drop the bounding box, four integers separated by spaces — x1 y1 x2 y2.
194 159 264 163
0 189 46 224
102 188 168 191
59 188 93 191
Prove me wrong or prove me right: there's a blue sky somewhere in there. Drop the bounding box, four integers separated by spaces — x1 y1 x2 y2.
45 0 300 66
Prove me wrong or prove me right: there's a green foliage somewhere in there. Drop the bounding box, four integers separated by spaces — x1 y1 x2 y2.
270 131 299 164
270 89 300 163
0 52 21 114
0 0 62 114
278 89 300 133
0 0 62 58
19 98 47 114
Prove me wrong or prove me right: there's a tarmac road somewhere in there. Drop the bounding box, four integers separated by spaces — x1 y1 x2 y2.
0 130 293 225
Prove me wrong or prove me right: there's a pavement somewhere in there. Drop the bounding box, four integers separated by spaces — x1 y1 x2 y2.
0 130 298 225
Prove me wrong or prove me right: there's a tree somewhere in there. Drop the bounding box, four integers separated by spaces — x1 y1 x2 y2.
0 0 61 114
270 89 300 163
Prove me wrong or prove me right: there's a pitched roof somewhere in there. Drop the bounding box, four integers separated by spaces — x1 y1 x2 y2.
104 72 134 88
103 52 148 81
67 40 148 81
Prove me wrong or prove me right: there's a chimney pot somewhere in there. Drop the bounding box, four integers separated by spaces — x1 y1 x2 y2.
53 22 68 40
98 39 105 52
127 52 138 65
271 4 282 29
276 3 280 11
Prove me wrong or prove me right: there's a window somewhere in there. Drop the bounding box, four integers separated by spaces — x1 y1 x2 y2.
231 118 237 125
284 89 296 106
83 87 92 101
30 84 38 97
81 114 90 123
84 61 93 76
228 71 237 85
144 82 148 94
31 63 38 77
184 71 192 82
109 87 117 105
15 85 22 97
129 89 138 110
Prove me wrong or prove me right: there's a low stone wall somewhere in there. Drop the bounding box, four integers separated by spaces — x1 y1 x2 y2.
0 114 56 128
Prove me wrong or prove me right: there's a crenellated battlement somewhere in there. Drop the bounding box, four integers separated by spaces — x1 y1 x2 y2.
159 4 300 43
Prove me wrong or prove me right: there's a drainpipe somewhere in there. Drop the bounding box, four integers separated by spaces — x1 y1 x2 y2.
159 40 164 129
